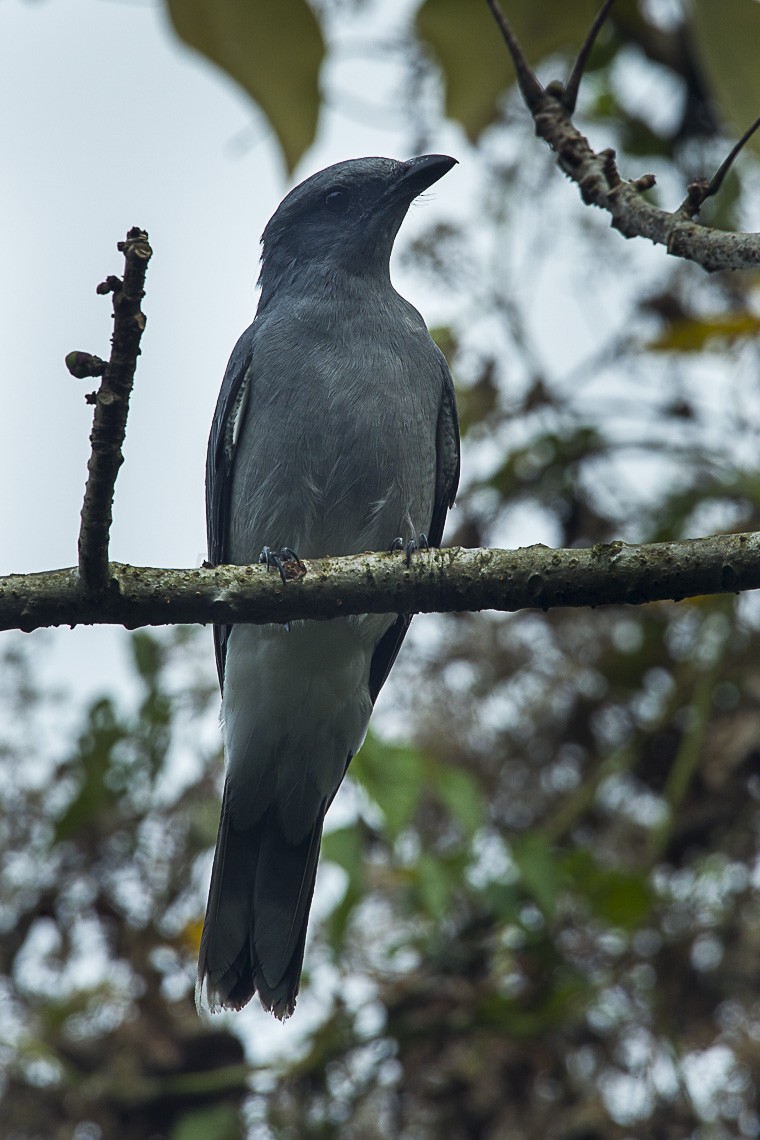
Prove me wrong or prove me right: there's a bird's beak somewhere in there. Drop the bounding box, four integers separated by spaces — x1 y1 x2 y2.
389 154 458 201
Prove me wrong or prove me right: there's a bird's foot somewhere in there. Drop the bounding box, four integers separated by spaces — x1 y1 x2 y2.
390 532 429 567
259 546 305 633
258 546 305 584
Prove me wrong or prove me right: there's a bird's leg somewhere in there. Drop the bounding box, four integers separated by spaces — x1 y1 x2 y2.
389 532 429 567
259 546 305 633
258 545 304 584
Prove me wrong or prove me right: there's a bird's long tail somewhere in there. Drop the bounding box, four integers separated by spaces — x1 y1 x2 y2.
196 780 325 1018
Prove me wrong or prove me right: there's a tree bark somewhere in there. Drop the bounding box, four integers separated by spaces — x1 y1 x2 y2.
2 532 758 633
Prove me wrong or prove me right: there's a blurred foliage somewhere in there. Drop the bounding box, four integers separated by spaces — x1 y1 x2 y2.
6 1 760 1138
165 0 324 173
163 0 760 170
691 0 760 154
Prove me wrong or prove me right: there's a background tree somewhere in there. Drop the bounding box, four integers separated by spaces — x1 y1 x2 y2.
4 1 760 1137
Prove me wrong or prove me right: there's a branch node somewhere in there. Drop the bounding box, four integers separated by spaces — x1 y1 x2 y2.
65 351 107 380
97 275 122 296
679 114 760 219
489 0 760 271
631 173 656 193
544 80 565 101
599 148 621 187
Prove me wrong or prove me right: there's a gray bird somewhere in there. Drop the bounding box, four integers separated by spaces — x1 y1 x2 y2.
198 154 460 1018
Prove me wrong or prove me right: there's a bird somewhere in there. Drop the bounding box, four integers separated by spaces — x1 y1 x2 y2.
197 154 460 1019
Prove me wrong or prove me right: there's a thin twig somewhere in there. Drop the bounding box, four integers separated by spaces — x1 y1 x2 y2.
484 4 760 272
484 0 544 111
562 0 618 112
681 113 760 218
76 228 152 595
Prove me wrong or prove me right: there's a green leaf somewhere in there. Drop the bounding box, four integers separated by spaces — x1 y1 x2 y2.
351 735 425 838
589 870 651 930
54 698 125 841
166 0 325 173
415 852 453 918
416 0 512 140
563 850 652 930
131 630 164 683
416 0 600 141
435 764 483 835
171 1103 241 1140
692 0 760 155
321 825 366 948
646 312 760 353
321 824 364 893
512 832 560 919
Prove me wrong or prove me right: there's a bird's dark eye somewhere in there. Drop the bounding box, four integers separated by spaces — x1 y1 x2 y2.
324 189 350 213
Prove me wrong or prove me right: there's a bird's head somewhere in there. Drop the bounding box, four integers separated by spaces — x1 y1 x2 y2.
258 154 456 297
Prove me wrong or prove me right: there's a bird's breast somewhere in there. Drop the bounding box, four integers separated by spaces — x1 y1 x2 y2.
226 309 440 563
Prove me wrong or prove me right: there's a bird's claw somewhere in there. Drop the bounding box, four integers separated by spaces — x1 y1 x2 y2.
390 532 429 567
259 546 305 633
258 546 304 584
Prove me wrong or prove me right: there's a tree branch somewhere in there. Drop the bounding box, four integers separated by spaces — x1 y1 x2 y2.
3 532 759 633
485 0 760 273
72 228 152 594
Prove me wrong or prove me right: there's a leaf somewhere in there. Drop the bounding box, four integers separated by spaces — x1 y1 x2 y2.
415 852 453 918
512 832 560 919
563 850 652 930
692 0 760 156
435 764 483 835
321 824 364 893
351 735 425 838
416 0 600 141
416 0 512 140
171 1103 241 1140
54 699 125 841
166 0 325 173
131 630 164 683
321 825 366 948
588 870 651 930
646 311 760 353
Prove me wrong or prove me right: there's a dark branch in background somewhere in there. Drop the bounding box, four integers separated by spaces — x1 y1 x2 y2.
485 0 760 273
2 532 759 632
69 229 152 594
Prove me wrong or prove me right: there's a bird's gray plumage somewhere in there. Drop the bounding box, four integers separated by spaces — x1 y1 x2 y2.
198 154 460 1018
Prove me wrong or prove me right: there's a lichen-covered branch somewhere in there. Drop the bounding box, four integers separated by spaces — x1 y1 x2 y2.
2 532 759 633
485 0 760 273
74 228 152 594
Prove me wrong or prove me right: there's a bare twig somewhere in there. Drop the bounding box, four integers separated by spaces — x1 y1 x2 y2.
681 113 760 218
2 533 759 633
486 3 760 273
484 0 544 111
76 228 152 595
562 0 617 112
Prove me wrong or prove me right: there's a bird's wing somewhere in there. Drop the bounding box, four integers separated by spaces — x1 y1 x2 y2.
206 323 257 688
429 347 461 546
368 349 460 705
